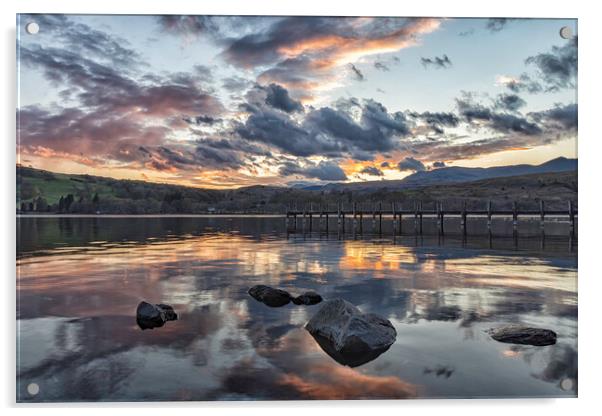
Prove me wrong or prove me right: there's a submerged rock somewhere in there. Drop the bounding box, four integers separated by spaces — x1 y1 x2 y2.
305 298 397 367
136 301 178 330
488 325 557 346
248 285 292 307
292 291 323 305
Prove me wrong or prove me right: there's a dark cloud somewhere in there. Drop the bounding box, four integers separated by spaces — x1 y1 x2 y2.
494 93 527 111
529 103 577 131
525 37 577 91
235 97 411 158
380 161 390 168
503 74 544 94
376 88 386 94
409 111 459 134
21 14 142 69
485 18 515 32
420 54 452 69
458 28 475 37
456 96 542 136
432 161 446 168
183 115 222 125
349 64 365 81
280 160 347 181
263 83 303 113
374 61 390 71
397 157 426 172
157 15 220 37
360 166 384 177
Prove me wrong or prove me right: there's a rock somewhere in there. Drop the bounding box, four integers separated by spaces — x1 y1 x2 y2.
292 291 323 305
305 298 397 367
248 285 292 307
136 301 178 330
488 325 557 346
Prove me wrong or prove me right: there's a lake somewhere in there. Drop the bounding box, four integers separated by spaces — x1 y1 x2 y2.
16 216 577 401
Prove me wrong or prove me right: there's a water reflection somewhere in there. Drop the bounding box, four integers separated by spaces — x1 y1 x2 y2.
17 217 577 401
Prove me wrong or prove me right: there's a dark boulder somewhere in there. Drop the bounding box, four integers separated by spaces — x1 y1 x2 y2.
305 298 397 367
136 301 178 330
292 291 323 305
248 285 292 307
488 325 557 346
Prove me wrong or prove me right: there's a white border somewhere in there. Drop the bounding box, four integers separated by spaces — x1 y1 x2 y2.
2 1 601 414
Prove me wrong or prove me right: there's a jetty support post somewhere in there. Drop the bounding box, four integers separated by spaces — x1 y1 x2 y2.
414 202 418 235
461 200 467 237
439 202 445 236
309 202 313 232
378 202 382 235
372 203 377 234
419 201 424 235
487 200 492 238
353 202 358 235
359 203 363 234
540 200 545 238
512 201 518 240
392 202 397 235
398 203 403 236
569 200 575 239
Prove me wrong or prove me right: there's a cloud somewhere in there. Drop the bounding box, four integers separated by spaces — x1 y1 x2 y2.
157 15 220 38
529 103 577 131
409 111 459 134
420 54 452 69
486 18 515 32
374 61 390 71
496 74 543 94
456 95 542 135
349 64 365 81
280 160 347 181
235 97 411 158
183 115 222 125
263 83 304 113
21 14 142 69
458 28 475 37
221 17 440 97
360 166 384 177
380 161 390 168
494 93 527 111
525 37 577 91
397 157 426 172
431 161 446 168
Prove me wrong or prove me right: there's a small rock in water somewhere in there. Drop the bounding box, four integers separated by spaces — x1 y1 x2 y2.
136 301 178 330
488 325 557 346
292 291 323 305
248 285 292 307
305 298 397 367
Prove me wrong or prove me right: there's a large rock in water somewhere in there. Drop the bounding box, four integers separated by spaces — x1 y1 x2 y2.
305 298 397 367
489 325 557 346
136 301 178 330
292 291 323 305
248 285 292 307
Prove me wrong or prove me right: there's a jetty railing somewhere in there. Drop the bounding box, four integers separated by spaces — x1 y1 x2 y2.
285 200 577 238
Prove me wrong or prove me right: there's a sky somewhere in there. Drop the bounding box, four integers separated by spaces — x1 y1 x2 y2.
17 15 577 188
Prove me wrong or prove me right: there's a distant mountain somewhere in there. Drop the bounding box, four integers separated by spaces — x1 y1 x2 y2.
401 157 577 187
308 157 577 191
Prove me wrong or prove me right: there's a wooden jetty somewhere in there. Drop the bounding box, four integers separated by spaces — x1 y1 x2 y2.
285 200 577 238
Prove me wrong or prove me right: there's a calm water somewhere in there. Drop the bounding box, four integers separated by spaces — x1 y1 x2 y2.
16 216 577 401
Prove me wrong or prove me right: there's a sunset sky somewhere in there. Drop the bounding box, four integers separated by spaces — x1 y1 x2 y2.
17 15 577 188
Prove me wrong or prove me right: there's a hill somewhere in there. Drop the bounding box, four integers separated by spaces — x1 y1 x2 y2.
16 161 577 214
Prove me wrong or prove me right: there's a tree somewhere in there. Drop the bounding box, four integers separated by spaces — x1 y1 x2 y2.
92 193 99 204
64 194 74 212
58 196 65 213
